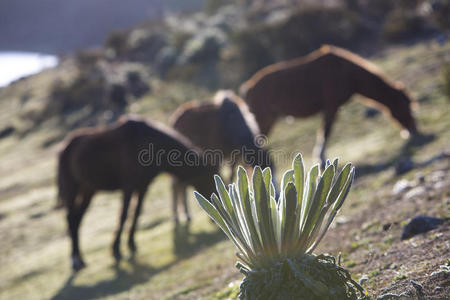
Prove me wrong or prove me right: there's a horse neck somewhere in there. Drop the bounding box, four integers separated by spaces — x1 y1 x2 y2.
250 106 276 136
352 65 398 111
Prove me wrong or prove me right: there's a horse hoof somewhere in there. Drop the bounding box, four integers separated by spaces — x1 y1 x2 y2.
72 256 86 272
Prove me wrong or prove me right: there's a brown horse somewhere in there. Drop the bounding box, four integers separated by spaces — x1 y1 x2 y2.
57 117 218 271
170 90 276 221
240 45 418 165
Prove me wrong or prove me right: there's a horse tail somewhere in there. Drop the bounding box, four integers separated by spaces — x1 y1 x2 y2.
56 138 79 209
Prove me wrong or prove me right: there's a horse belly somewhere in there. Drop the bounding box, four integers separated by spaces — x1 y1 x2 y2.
275 95 322 118
71 144 125 191
75 163 122 191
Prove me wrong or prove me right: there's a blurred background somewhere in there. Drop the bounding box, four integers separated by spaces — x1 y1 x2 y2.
0 0 449 299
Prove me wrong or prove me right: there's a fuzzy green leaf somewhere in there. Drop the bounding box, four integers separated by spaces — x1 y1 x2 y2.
237 167 262 253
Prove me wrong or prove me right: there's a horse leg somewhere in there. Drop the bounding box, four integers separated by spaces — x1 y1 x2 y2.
68 188 94 271
113 189 132 262
67 192 81 271
172 177 180 223
181 183 190 222
313 111 337 168
128 186 148 254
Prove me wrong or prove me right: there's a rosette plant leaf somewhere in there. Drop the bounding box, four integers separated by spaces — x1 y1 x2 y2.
194 154 367 299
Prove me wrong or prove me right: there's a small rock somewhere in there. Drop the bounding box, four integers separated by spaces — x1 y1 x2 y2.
434 286 443 292
405 186 427 199
392 179 412 195
359 275 369 285
0 126 14 139
410 280 424 295
401 215 445 240
430 170 446 182
417 95 430 102
383 223 392 231
335 215 349 225
433 181 447 190
415 173 425 184
430 270 447 277
376 293 404 300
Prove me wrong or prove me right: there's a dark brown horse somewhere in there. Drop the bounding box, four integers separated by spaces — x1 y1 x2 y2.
170 90 276 221
240 45 418 165
57 117 217 271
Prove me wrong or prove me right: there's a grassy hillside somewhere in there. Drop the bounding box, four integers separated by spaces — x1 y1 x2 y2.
0 39 449 300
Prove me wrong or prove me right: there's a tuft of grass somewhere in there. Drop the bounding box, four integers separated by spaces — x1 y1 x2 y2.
368 270 380 278
211 281 240 300
346 260 357 268
393 274 408 281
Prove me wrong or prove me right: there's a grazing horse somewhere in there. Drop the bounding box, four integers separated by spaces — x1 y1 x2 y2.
170 90 276 222
240 45 418 165
57 117 217 271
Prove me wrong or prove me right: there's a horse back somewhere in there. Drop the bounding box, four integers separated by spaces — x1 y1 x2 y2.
172 102 224 152
243 50 357 118
62 119 171 191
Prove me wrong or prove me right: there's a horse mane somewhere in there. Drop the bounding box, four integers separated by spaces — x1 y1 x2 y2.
214 90 261 136
239 48 327 98
126 116 203 154
60 115 202 157
320 45 384 77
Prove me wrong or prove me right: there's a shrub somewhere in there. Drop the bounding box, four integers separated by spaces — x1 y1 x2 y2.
126 71 151 98
74 50 104 69
171 31 194 52
179 28 226 64
228 6 368 85
195 154 366 299
49 72 106 115
154 46 178 78
126 30 168 62
204 0 228 15
228 25 274 81
382 10 425 42
364 0 396 18
267 7 366 60
429 0 450 29
105 30 129 58
349 0 419 18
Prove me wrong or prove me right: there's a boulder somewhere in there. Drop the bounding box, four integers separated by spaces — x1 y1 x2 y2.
401 215 445 240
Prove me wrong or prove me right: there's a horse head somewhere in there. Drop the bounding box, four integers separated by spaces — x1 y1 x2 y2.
389 83 418 139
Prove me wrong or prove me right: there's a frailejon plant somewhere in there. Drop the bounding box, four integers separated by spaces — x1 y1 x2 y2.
194 154 367 299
